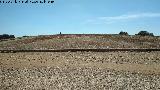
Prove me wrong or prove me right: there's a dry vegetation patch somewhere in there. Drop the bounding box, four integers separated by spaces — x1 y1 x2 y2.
0 35 160 49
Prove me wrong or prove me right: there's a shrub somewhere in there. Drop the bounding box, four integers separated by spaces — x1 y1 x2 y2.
23 36 29 38
119 31 129 35
0 34 15 39
10 35 15 38
137 31 154 36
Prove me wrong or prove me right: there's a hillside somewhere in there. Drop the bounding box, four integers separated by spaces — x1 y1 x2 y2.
0 34 160 50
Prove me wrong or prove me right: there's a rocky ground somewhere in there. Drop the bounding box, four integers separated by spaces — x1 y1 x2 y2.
0 35 160 50
0 52 160 90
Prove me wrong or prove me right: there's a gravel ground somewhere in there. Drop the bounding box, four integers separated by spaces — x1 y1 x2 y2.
1 67 160 90
1 52 160 65
0 52 160 90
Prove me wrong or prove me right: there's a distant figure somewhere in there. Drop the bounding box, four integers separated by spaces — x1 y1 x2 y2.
60 32 62 35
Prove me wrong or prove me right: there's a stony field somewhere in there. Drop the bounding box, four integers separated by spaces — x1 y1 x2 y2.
0 51 160 90
0 35 160 50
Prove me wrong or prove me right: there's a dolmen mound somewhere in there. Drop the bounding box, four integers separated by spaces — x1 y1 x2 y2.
0 34 160 89
0 34 160 50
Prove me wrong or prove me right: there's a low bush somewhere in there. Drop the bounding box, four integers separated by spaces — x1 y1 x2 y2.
136 31 154 36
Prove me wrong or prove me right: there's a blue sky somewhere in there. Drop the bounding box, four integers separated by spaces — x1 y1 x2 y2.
0 0 160 36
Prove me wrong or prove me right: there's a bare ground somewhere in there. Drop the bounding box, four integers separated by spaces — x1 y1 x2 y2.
0 52 160 89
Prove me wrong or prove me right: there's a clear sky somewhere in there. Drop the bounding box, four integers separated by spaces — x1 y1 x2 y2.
0 0 160 36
